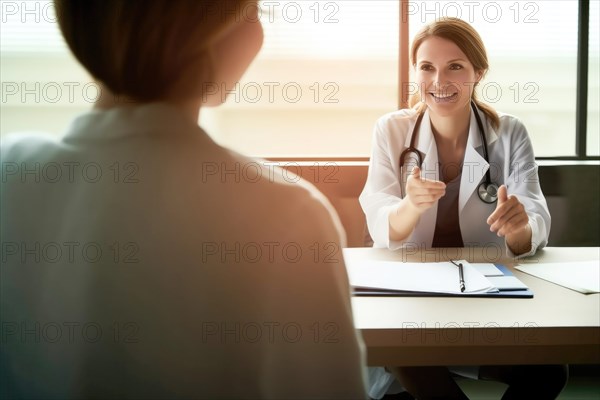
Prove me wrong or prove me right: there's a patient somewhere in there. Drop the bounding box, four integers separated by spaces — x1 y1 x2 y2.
0 1 367 398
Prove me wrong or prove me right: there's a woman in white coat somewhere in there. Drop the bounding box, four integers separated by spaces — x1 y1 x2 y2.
360 18 566 400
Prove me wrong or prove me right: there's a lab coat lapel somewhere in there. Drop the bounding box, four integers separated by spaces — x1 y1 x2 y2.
459 109 488 213
413 109 439 181
410 109 439 247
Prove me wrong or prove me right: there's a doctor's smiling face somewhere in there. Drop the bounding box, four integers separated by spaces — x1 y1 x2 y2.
415 35 483 118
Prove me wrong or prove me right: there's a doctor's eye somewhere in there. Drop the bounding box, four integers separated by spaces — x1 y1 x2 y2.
420 64 434 71
449 63 464 70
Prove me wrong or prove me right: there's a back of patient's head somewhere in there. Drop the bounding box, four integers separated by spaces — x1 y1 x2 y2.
54 0 254 102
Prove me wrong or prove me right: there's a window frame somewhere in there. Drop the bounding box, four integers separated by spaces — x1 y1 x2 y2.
574 0 591 160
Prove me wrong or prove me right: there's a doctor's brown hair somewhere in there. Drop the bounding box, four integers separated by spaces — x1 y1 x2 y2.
54 0 255 102
409 17 500 130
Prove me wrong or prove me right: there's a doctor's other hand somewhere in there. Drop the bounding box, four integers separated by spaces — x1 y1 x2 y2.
405 166 446 214
487 185 529 237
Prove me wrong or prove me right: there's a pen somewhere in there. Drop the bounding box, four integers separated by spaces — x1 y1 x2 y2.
450 260 466 292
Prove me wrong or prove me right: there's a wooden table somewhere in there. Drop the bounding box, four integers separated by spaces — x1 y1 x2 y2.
347 247 600 366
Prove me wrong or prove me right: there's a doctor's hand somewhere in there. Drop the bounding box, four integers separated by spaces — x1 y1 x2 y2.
487 185 529 237
405 166 446 214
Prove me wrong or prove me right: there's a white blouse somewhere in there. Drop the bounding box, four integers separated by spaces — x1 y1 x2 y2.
1 103 367 399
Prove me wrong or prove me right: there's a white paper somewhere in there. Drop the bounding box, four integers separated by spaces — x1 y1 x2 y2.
487 276 529 290
470 263 504 277
344 258 496 295
515 261 600 294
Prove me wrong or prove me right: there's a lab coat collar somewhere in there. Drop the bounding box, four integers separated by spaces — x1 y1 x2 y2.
403 105 499 150
403 108 434 155
401 105 499 213
468 105 499 149
459 106 498 213
403 108 439 181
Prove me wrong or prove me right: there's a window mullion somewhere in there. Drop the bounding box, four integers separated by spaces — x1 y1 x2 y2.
576 0 590 158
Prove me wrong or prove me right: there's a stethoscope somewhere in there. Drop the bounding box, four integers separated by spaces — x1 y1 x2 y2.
399 101 499 204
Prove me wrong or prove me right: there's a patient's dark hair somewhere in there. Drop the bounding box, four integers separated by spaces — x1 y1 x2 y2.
54 0 254 101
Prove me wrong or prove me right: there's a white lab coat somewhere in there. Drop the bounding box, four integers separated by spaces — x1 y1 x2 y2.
1 103 367 399
360 107 550 256
359 107 550 399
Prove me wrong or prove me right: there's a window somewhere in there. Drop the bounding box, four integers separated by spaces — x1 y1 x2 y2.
588 0 599 156
0 0 596 159
199 1 399 157
408 0 579 157
0 0 399 158
1 0 89 137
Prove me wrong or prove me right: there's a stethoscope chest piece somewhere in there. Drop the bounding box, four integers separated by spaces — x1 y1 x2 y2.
478 182 499 204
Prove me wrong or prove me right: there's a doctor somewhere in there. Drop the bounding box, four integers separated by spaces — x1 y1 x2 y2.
360 18 550 257
360 17 566 400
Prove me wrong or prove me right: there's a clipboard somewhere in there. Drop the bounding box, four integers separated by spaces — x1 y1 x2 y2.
352 264 534 298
